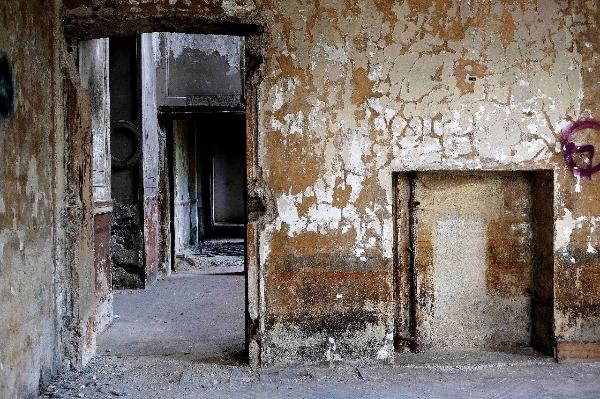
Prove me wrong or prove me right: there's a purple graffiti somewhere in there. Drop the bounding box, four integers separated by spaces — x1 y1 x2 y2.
561 119 600 179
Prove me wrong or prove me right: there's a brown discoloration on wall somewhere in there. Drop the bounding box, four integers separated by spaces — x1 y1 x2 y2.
454 59 487 95
351 67 378 106
264 267 393 364
500 10 516 47
267 270 391 320
372 0 397 44
93 211 113 334
556 266 600 310
269 229 357 262
556 341 600 362
5 3 600 396
486 220 531 297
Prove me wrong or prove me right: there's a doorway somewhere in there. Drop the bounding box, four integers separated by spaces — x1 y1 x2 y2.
83 31 251 365
169 112 246 273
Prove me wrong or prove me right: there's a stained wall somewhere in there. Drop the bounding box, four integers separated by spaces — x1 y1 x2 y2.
0 1 64 397
253 0 600 364
60 0 600 365
394 171 554 353
0 7 591 397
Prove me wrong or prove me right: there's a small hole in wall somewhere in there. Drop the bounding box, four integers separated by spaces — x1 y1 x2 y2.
468 76 477 82
0 52 14 120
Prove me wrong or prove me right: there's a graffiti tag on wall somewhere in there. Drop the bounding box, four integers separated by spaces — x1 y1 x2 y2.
562 119 600 179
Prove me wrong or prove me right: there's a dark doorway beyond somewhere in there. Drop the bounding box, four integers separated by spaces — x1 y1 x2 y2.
109 36 146 289
172 112 246 257
198 113 246 239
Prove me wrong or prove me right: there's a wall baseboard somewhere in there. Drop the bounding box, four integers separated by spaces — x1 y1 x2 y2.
556 341 600 362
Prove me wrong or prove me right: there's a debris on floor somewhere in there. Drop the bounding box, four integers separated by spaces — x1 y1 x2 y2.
176 239 244 273
44 354 600 399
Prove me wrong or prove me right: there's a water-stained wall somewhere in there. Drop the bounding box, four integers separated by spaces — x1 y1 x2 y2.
0 6 597 399
60 0 600 366
0 1 64 397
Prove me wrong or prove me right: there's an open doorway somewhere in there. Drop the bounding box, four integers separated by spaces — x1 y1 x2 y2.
171 112 246 274
83 31 250 365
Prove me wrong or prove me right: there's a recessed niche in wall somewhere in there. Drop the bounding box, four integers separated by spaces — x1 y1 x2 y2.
394 171 554 355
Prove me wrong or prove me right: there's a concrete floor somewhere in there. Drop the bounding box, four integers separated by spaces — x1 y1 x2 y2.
98 269 245 364
43 267 600 398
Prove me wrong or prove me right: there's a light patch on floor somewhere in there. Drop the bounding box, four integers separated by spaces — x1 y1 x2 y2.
98 269 245 364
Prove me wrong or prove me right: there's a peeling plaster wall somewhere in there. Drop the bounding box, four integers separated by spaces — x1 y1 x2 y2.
0 1 64 397
61 0 600 365
256 0 589 365
553 3 600 350
141 33 162 282
50 0 600 366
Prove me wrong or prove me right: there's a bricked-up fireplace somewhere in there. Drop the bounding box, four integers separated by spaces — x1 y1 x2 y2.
394 171 554 355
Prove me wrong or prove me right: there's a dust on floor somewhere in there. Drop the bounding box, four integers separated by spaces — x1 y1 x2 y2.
41 264 600 398
42 354 600 398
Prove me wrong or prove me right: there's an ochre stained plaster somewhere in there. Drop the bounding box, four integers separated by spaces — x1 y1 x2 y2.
256 0 592 363
60 0 600 365
552 2 600 343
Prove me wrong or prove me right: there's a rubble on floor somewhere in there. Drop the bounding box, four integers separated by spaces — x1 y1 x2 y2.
176 239 244 273
42 355 600 399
